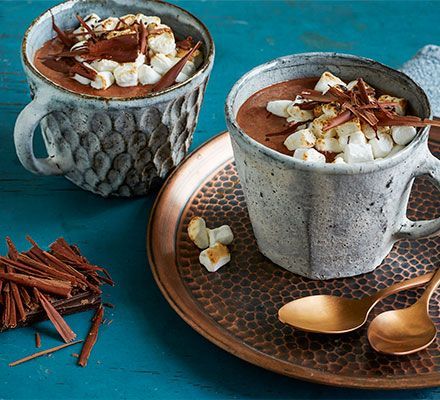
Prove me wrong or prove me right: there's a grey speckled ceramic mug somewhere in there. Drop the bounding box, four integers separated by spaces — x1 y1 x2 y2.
225 53 440 280
15 0 214 197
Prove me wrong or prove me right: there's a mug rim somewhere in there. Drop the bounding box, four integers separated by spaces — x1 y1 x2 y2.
225 52 432 175
22 0 215 102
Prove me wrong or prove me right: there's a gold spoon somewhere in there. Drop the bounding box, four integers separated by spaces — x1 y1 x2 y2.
367 268 440 355
278 273 433 334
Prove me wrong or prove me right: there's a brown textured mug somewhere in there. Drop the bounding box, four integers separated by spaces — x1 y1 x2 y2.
14 0 214 197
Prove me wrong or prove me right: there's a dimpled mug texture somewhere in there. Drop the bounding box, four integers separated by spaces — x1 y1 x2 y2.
16 0 214 197
226 53 439 279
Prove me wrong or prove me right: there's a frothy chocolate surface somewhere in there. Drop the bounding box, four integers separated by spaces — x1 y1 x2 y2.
236 78 318 155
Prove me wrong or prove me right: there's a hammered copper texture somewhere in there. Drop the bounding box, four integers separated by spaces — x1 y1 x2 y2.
176 141 439 385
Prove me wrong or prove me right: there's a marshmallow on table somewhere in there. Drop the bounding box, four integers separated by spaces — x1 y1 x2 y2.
284 129 316 151
199 242 231 272
286 105 314 123
343 143 374 163
293 148 326 163
314 71 346 94
91 71 115 90
91 59 119 72
208 225 234 247
150 54 178 75
391 126 417 145
188 216 209 249
113 64 138 87
138 65 162 85
315 137 342 153
266 100 293 118
148 24 176 55
369 133 394 158
378 95 407 116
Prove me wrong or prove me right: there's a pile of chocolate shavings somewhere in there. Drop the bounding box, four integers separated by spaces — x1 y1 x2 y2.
41 14 201 91
0 236 114 367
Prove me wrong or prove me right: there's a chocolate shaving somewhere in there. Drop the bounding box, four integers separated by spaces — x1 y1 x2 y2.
152 41 202 92
35 332 41 348
34 289 76 343
9 340 83 367
265 121 307 137
70 62 97 80
85 34 139 63
51 14 75 47
176 36 193 50
78 305 104 367
76 15 97 41
324 110 353 131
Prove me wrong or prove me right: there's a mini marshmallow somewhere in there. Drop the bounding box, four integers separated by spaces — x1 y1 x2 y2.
293 148 326 163
336 118 361 138
343 143 374 164
360 122 376 140
391 126 417 145
286 105 314 123
309 114 337 138
315 137 342 153
386 144 405 158
91 59 119 72
175 72 189 83
369 133 393 158
349 131 367 145
73 73 91 86
188 217 209 249
138 65 162 85
199 242 231 272
70 40 88 62
190 49 204 69
96 17 119 34
180 60 197 77
314 71 346 94
107 28 133 39
284 129 316 151
333 155 346 164
119 14 137 26
377 125 391 135
346 80 358 91
266 100 293 118
135 14 161 27
208 225 234 247
73 13 100 41
150 54 178 75
148 24 176 55
378 95 407 116
113 64 138 87
91 71 115 90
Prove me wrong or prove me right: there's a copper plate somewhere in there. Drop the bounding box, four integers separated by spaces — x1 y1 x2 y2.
147 130 440 390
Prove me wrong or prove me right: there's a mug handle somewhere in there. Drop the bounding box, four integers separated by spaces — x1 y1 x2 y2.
14 96 65 175
395 151 440 240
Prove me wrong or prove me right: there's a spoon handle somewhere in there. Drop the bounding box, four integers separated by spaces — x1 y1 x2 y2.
420 268 440 305
370 272 434 304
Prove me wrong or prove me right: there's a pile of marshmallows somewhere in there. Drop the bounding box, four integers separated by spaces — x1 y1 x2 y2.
187 217 234 272
71 13 203 90
266 72 418 164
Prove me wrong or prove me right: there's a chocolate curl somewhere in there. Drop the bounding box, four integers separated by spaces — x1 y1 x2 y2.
323 110 354 131
85 34 139 63
152 41 202 92
78 305 104 367
76 15 97 41
70 62 97 80
51 13 75 47
34 289 76 343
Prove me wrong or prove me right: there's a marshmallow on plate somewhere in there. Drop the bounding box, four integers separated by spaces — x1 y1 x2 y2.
284 129 316 151
391 126 417 145
343 143 374 163
293 148 326 163
369 133 393 158
314 71 346 94
113 64 138 87
266 100 293 118
208 225 234 247
199 242 231 272
188 216 209 249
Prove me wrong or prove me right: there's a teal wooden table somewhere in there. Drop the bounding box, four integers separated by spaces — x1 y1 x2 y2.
0 1 439 398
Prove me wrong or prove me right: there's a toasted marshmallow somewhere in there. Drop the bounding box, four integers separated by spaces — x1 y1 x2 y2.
378 95 407 116
138 65 161 85
91 71 114 90
199 242 231 272
119 14 137 26
346 80 358 91
175 72 189 83
310 114 337 138
386 144 405 158
343 143 374 163
190 49 203 69
284 129 316 151
107 28 133 39
150 54 178 75
73 73 91 86
134 53 146 67
369 133 393 158
361 122 376 140
96 17 119 34
136 14 161 27
286 105 314 123
314 71 346 94
266 100 293 118
148 24 176 55
188 217 209 249
391 126 417 145
333 155 346 164
336 118 361 138
180 60 196 77
113 64 138 87
73 13 101 41
70 40 88 62
293 148 326 163
348 131 367 145
91 59 119 72
208 225 234 247
315 137 342 153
